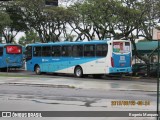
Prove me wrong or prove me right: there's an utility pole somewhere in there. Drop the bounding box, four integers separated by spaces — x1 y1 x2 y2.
157 31 160 120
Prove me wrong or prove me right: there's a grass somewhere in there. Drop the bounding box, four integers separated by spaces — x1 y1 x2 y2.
0 73 36 78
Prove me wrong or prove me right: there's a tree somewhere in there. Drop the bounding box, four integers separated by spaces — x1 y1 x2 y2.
119 0 160 60
16 0 46 42
0 11 11 43
18 30 40 46
116 0 160 76
1 1 28 43
68 0 140 40
68 0 160 69
68 2 96 41
17 0 72 42
42 6 71 42
0 11 11 32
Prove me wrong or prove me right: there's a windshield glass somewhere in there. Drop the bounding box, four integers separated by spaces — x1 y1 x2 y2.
113 42 130 53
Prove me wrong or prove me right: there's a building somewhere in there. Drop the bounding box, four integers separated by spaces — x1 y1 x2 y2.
132 41 158 64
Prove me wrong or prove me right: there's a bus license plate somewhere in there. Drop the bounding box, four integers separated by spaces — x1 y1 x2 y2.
120 63 125 66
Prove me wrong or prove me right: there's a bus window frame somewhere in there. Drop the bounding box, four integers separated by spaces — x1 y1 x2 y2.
84 44 96 57
33 46 42 57
52 45 61 57
61 45 72 57
72 45 84 57
96 44 108 57
42 46 52 57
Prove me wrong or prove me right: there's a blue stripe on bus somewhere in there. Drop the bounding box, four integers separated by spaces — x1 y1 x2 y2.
109 67 132 73
38 57 100 72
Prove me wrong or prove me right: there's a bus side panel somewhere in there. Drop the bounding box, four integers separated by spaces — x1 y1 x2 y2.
55 58 107 74
26 57 109 75
36 57 101 74
41 58 69 73
53 58 99 73
26 58 42 72
26 60 34 71
82 58 106 74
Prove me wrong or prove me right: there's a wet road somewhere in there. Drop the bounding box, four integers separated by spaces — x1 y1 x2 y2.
0 70 158 120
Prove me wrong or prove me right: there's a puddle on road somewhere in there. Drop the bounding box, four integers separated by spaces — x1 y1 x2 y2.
147 94 157 97
0 83 75 89
110 83 120 88
32 99 60 105
30 98 108 109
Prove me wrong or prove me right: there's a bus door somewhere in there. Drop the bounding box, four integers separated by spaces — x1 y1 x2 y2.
60 46 72 73
26 46 33 71
0 47 3 68
112 41 131 68
51 46 61 72
41 46 52 72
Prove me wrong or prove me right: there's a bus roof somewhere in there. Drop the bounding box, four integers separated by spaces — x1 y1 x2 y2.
27 40 111 46
0 44 22 47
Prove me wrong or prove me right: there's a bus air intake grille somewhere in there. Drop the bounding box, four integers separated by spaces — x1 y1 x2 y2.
119 69 125 71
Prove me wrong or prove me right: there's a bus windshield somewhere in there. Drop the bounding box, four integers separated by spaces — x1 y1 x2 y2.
6 45 22 54
113 41 130 54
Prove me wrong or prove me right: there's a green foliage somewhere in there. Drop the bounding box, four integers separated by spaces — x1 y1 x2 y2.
1 1 28 43
18 30 40 46
16 0 72 42
0 0 160 44
43 6 71 42
0 11 11 31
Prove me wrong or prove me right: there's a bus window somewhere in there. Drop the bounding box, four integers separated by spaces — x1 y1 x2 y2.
96 44 108 57
33 46 41 57
6 45 22 54
61 46 72 57
42 46 51 57
124 42 130 53
52 46 61 57
0 47 3 56
113 42 131 53
84 45 95 57
72 45 83 57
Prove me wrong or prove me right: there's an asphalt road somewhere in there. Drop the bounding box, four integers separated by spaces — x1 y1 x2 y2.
0 70 158 120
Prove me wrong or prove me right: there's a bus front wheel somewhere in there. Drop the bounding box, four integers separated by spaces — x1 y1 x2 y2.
35 65 41 75
74 66 83 78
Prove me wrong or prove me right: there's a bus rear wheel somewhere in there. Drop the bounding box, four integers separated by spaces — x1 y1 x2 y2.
74 66 83 78
35 65 41 75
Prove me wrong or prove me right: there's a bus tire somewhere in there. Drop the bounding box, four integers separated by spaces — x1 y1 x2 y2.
74 66 83 78
35 65 41 75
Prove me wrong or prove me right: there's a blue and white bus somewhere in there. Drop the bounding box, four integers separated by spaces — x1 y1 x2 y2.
0 44 23 71
25 39 132 77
